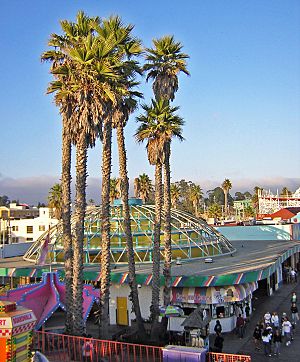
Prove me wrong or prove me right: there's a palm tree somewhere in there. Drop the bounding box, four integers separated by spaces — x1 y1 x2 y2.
112 77 147 338
144 35 190 101
97 16 144 338
110 178 120 203
135 98 184 339
48 183 63 219
208 203 222 219
280 187 292 197
221 179 232 218
170 183 181 208
252 186 263 214
43 11 119 335
189 184 203 217
137 173 153 203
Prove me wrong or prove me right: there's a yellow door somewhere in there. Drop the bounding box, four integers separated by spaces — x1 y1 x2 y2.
117 297 128 325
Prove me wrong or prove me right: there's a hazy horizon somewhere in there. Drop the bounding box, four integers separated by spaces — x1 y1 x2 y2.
0 174 299 205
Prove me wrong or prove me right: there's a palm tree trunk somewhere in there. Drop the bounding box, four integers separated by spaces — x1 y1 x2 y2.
224 191 228 217
150 162 163 340
100 118 112 339
61 124 73 334
72 133 87 336
116 126 146 338
162 144 172 334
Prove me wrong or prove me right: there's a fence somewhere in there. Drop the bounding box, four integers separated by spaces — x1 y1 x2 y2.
206 352 251 362
33 331 163 362
33 332 251 362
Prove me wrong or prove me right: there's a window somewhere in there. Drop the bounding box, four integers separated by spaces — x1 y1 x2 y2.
12 226 19 231
27 226 33 234
26 238 33 241
12 237 19 243
39 225 46 232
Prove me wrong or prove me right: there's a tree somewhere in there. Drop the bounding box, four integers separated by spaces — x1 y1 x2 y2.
136 98 184 339
144 35 190 101
221 179 232 217
136 174 153 203
48 183 63 220
189 184 203 217
144 36 189 337
112 63 147 337
280 187 292 197
170 183 181 208
208 204 222 219
252 186 263 214
0 196 10 207
234 192 245 201
244 205 255 218
110 178 120 203
97 16 146 338
43 11 119 335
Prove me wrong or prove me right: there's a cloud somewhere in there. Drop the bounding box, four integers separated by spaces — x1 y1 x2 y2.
0 174 299 205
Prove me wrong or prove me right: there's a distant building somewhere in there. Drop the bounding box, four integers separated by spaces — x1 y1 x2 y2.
0 202 40 220
0 206 58 244
233 199 253 220
258 187 300 215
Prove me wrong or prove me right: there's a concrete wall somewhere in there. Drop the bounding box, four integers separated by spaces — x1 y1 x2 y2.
109 284 163 326
216 225 294 241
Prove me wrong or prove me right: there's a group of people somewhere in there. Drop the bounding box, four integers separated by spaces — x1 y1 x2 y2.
253 292 299 357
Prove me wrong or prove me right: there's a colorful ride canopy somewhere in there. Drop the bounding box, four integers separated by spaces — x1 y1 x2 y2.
0 272 99 330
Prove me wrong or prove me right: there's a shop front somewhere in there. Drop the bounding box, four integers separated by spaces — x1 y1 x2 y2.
170 282 257 333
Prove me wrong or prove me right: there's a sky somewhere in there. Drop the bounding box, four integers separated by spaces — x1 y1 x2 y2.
0 0 299 204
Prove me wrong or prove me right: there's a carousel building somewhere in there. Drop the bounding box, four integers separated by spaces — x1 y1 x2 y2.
1 198 300 333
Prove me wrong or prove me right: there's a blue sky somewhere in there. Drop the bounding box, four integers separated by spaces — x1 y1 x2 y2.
0 0 299 203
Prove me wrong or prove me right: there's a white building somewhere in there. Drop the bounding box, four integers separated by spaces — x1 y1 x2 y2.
258 187 300 215
8 208 58 243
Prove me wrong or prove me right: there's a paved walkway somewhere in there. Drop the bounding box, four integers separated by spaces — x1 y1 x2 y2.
217 281 300 361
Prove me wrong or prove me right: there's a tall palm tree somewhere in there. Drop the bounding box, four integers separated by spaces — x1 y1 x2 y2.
135 98 184 339
97 16 144 338
221 179 232 218
144 36 189 331
43 11 118 335
144 35 190 102
189 184 203 216
48 183 63 220
170 183 181 209
137 173 153 203
112 81 147 338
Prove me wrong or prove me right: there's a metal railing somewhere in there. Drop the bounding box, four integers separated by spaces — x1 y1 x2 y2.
206 352 251 362
33 331 251 362
33 331 163 362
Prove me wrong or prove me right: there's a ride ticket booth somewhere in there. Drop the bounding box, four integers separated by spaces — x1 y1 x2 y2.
0 301 36 362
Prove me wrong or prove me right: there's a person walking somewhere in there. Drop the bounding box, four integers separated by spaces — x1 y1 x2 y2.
253 324 262 351
282 317 292 346
273 329 282 356
264 311 271 325
291 303 299 326
290 268 297 283
82 334 94 362
236 314 245 339
214 332 224 353
262 328 272 357
214 320 222 335
271 312 279 329
291 292 297 304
